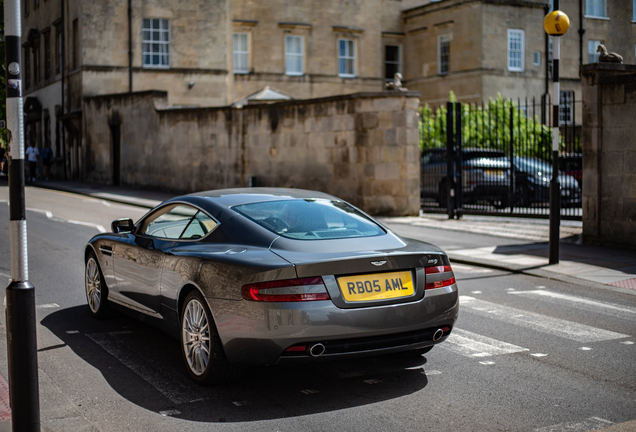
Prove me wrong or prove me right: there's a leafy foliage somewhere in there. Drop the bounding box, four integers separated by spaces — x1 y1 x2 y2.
420 93 559 161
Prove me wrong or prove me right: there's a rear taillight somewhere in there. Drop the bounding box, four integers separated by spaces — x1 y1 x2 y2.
425 265 456 290
241 277 330 302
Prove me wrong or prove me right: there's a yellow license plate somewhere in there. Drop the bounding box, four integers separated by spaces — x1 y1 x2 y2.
338 271 414 302
484 169 504 176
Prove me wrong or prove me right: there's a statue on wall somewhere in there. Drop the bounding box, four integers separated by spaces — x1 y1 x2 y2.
386 73 408 91
596 44 623 64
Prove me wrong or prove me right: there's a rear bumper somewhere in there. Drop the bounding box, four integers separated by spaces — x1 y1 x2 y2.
209 284 459 365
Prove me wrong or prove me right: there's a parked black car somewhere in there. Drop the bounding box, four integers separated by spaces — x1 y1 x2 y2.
421 149 582 208
513 156 581 207
421 148 512 208
559 153 582 187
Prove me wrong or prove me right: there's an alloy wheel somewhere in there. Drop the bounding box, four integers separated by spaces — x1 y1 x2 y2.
85 257 102 313
182 298 211 376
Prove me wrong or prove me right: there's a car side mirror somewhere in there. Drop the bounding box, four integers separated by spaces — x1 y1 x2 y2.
112 218 135 233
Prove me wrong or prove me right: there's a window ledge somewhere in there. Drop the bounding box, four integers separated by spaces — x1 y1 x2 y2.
285 72 304 76
234 71 250 75
584 15 610 20
338 74 357 79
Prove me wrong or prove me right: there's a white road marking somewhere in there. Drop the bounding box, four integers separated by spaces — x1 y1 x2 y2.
442 328 528 358
479 361 495 365
531 353 548 357
533 416 613 432
471 291 482 294
26 206 106 232
159 409 181 416
621 341 634 345
36 303 60 309
509 290 636 321
460 296 629 343
425 370 442 375
579 347 593 351
449 264 493 273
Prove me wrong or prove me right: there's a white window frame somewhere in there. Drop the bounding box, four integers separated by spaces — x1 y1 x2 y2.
559 91 574 125
438 35 450 75
533 50 541 66
507 29 525 72
338 38 356 78
142 18 170 69
586 0 607 18
588 39 602 63
233 32 250 74
384 44 401 81
285 35 304 76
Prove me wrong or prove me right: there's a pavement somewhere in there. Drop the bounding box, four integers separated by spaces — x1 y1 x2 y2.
18 177 636 296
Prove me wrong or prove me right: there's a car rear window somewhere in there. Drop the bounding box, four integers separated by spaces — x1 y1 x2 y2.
233 199 386 240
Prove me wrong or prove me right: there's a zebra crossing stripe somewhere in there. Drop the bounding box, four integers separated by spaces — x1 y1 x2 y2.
508 290 636 321
459 296 629 343
532 416 613 432
442 328 528 358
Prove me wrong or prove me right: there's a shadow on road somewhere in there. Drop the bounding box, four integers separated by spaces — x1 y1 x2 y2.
41 305 430 423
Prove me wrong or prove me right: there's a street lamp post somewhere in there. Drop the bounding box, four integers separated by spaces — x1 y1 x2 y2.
543 4 570 265
3 0 42 430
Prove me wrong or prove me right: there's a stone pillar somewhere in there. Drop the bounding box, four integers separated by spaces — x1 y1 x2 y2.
580 64 636 247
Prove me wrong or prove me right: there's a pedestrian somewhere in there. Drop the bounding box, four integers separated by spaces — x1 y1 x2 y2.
0 143 6 176
41 141 53 180
25 141 39 182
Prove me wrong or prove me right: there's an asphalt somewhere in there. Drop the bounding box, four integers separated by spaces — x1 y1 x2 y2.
1 176 636 430
15 177 636 296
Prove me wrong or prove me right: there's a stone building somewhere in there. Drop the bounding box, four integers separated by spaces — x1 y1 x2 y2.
20 0 636 181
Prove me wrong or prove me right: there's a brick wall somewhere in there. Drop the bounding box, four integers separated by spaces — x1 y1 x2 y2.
83 91 422 216
580 64 636 247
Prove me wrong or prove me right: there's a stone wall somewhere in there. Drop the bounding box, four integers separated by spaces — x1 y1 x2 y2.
83 91 422 216
580 64 636 247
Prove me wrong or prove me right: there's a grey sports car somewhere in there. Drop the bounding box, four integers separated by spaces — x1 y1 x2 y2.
85 188 459 385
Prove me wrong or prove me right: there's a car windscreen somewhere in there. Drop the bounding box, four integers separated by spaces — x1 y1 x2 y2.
232 199 386 240
514 157 553 175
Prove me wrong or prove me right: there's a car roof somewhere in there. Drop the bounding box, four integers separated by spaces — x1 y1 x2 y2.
177 188 338 208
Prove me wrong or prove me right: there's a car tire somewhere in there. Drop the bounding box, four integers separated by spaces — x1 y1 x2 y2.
85 252 109 318
180 290 244 385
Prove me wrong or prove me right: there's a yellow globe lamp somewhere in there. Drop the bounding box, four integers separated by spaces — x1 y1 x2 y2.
543 10 570 36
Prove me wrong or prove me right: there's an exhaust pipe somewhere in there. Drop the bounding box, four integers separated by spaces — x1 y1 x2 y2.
432 328 444 342
308 343 326 357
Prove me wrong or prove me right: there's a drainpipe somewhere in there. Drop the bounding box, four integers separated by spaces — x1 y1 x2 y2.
578 0 585 66
128 0 133 92
61 0 67 180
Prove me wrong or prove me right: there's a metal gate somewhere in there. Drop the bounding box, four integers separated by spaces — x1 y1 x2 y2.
419 97 582 220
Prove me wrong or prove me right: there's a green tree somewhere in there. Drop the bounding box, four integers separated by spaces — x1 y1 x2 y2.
419 93 557 161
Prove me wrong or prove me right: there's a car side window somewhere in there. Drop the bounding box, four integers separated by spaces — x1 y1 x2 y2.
140 204 198 239
180 211 217 240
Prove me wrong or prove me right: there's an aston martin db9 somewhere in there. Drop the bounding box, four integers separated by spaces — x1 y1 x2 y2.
85 188 459 385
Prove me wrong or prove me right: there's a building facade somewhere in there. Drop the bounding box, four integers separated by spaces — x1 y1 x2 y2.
20 0 636 181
